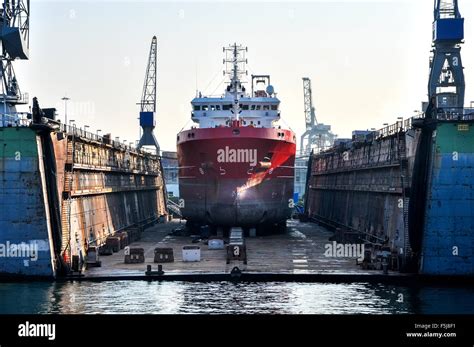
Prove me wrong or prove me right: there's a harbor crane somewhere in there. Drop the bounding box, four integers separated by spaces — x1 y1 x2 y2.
428 0 465 114
137 36 160 154
299 77 335 156
0 0 29 118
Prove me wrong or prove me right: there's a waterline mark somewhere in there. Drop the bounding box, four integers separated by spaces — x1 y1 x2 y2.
0 241 38 261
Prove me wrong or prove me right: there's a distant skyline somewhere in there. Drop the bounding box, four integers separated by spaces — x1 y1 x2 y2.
16 0 474 151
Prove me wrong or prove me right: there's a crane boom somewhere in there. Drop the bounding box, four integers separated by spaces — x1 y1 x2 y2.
140 36 157 112
137 36 160 153
302 77 316 129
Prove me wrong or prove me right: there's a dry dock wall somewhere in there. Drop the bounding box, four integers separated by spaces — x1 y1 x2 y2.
420 121 474 275
305 130 414 264
0 128 55 276
306 119 474 275
0 126 167 277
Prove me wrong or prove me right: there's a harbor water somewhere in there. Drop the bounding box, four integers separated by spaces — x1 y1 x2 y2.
1 281 473 314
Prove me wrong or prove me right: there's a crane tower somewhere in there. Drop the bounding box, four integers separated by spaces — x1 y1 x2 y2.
0 0 29 119
428 0 465 112
137 36 160 153
299 77 335 156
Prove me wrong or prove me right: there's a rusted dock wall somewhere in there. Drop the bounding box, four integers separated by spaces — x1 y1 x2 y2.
305 129 420 266
54 129 167 267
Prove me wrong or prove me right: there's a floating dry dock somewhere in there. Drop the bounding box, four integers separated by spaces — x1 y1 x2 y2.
0 109 167 277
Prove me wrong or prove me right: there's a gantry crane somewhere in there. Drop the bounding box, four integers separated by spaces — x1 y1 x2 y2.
0 0 30 117
137 36 160 153
428 0 465 114
299 77 335 156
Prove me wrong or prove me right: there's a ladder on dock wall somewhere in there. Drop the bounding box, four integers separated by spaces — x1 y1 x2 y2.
61 139 74 265
398 134 411 261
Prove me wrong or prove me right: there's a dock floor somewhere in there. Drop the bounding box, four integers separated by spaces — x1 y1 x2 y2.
86 219 376 278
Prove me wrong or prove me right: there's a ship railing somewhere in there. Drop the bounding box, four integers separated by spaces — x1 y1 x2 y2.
0 112 31 127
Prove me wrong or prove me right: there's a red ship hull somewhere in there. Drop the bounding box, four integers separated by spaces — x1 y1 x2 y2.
177 126 296 228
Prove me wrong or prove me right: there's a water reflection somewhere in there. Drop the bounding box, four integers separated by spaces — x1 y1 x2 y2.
0 281 473 314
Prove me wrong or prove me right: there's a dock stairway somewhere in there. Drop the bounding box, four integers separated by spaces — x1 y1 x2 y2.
167 199 182 218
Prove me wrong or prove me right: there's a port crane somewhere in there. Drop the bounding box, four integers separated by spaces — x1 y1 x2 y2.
428 0 465 113
137 36 160 154
0 0 29 120
299 77 335 156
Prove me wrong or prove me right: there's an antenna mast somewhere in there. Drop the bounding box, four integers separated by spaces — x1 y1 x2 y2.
223 43 247 121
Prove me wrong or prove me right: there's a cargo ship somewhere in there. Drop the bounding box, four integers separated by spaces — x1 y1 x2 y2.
177 44 296 233
0 3 167 277
304 0 474 275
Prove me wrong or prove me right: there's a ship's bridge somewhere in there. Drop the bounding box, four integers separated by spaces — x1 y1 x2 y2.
191 95 280 128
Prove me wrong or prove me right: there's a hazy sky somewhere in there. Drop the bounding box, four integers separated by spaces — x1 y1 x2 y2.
16 0 474 151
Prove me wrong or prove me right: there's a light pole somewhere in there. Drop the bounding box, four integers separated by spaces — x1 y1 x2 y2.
62 96 70 125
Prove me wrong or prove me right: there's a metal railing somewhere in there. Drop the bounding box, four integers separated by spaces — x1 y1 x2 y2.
351 107 474 144
0 113 31 127
60 123 146 155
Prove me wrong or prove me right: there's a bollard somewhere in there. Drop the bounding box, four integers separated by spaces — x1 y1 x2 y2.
157 264 164 275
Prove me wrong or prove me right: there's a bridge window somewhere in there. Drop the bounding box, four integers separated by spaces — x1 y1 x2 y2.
256 105 261 110
215 105 221 111
242 104 249 110
202 105 209 111
251 105 256 110
263 105 270 111
223 104 232 111
271 105 278 110
193 105 201 111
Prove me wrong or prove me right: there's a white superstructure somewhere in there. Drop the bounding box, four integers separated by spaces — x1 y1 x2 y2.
190 44 281 129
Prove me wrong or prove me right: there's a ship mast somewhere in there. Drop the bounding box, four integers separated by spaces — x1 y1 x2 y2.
223 43 247 121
